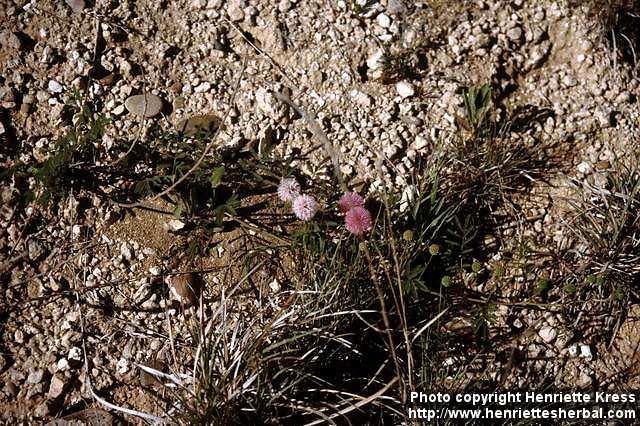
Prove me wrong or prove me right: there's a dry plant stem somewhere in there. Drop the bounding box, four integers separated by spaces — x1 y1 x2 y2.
192 291 206 395
373 152 414 397
362 243 406 406
272 91 347 192
109 67 148 167
220 16 299 89
304 376 400 426
114 57 247 209
93 15 146 167
308 387 405 418
167 309 179 377
224 212 291 245
223 14 350 191
412 308 449 343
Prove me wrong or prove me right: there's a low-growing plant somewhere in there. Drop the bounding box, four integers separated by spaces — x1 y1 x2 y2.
574 0 640 65
9 90 109 206
563 157 640 293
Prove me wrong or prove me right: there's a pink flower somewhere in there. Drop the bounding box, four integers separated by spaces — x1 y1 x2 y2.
278 177 301 203
292 194 318 221
338 192 365 213
345 206 373 236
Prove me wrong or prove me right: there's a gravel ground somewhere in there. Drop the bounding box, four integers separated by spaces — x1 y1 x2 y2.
1 0 639 422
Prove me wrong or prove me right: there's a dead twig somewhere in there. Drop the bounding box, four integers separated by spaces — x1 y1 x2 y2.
114 56 247 209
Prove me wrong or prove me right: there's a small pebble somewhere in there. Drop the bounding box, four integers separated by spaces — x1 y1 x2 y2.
48 375 66 399
124 94 164 118
48 80 63 94
68 347 82 362
65 0 85 13
579 344 593 360
539 326 557 343
376 13 391 28
167 273 201 305
396 81 415 99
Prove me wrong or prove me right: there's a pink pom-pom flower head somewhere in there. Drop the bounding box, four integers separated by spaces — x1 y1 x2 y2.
338 192 365 214
292 194 318 221
278 177 301 203
345 206 373 236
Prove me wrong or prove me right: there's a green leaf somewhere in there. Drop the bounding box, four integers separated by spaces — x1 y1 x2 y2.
210 166 225 188
173 204 183 219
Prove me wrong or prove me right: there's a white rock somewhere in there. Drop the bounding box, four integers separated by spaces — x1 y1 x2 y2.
194 82 211 93
116 357 130 374
120 242 133 261
350 90 371 107
48 80 63 93
68 346 82 362
579 344 593 360
149 266 161 276
367 49 385 70
309 90 325 107
227 0 245 21
71 224 82 239
538 326 557 343
65 0 85 13
48 375 65 399
399 185 417 213
578 371 592 387
396 81 415 99
506 26 522 42
56 358 69 372
563 74 577 87
615 91 631 104
269 278 280 292
568 344 578 357
376 13 391 28
112 104 125 115
255 87 282 119
27 370 44 384
14 330 24 344
387 0 406 14
167 219 185 231
33 403 49 418
414 135 429 150
576 161 592 174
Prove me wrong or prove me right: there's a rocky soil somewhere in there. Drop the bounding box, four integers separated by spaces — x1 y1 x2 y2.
1 0 639 423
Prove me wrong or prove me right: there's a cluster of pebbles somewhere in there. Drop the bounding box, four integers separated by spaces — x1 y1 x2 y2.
1 0 639 422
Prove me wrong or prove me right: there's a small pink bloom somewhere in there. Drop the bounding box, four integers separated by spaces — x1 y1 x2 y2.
345 206 373 236
338 192 365 213
278 177 301 203
292 194 318 221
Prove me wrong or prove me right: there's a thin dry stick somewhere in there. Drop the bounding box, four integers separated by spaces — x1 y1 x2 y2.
362 243 405 404
412 308 449 343
109 69 148 167
167 308 179 376
304 376 399 426
115 56 247 209
272 91 347 192
220 18 348 191
373 152 414 398
384 208 415 395
219 15 299 89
